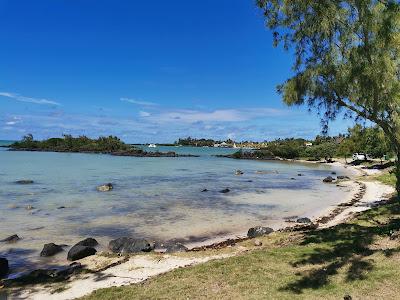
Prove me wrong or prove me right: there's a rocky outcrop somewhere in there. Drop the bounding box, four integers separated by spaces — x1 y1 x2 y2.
247 226 274 238
0 257 9 278
40 243 64 257
67 245 96 261
108 237 154 254
337 175 351 180
0 234 20 243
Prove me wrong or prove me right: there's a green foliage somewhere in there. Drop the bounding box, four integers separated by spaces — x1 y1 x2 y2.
10 134 133 153
176 137 217 147
257 0 400 193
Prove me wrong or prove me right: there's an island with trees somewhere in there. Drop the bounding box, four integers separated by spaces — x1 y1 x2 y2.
8 134 196 157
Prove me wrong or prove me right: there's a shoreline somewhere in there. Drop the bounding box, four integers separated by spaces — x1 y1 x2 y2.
6 160 396 299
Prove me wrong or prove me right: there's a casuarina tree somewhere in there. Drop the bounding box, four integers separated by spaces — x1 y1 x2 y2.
257 0 400 194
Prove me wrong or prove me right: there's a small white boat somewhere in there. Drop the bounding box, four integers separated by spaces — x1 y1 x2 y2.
148 144 157 148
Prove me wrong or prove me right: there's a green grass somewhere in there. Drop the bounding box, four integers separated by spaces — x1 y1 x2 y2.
376 172 397 187
81 198 400 300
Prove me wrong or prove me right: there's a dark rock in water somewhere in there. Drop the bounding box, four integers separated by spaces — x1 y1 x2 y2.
7 263 82 285
109 237 154 254
297 173 303 176
290 177 296 180
331 171 337 175
40 243 64 257
219 188 230 193
296 217 312 224
97 183 113 192
201 189 208 192
57 206 66 209
75 237 98 247
247 226 274 238
55 262 82 277
15 179 34 184
0 234 20 243
165 243 188 253
235 170 244 175
67 245 96 261
0 257 9 278
323 176 335 183
337 175 351 180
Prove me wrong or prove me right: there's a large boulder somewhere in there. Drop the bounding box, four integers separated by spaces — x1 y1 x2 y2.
0 257 9 278
108 237 154 254
323 176 335 183
247 226 274 238
67 245 96 261
97 183 113 192
0 234 20 243
75 237 98 247
40 243 64 257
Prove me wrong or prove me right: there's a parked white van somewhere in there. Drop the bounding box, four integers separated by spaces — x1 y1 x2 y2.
352 153 369 160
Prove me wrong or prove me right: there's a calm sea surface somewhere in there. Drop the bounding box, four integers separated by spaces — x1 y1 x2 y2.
0 143 353 275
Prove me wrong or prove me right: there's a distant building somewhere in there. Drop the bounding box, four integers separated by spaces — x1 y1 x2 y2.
305 142 313 147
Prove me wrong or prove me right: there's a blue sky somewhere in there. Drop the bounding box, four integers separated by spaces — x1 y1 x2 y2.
0 0 355 143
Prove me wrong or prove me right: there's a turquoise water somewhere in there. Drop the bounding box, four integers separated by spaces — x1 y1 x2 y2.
0 146 352 275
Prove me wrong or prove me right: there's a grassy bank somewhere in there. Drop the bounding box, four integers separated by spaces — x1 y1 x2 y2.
82 192 400 299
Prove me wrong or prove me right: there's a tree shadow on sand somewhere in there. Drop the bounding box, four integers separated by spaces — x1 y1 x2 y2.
281 198 400 294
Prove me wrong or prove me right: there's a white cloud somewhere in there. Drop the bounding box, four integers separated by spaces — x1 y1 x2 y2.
147 107 287 124
139 111 151 117
0 92 60 106
6 121 16 125
120 97 158 106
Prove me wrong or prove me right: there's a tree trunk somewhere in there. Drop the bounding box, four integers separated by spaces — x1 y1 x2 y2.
396 152 400 197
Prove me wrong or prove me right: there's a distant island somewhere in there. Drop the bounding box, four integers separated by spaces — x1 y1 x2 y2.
9 134 196 157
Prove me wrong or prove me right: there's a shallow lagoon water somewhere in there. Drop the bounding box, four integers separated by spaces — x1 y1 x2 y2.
0 146 352 274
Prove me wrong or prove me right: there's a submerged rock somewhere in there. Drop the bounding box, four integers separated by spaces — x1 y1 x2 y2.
296 217 312 224
235 170 244 175
40 243 64 257
247 226 274 238
219 188 230 193
323 176 335 183
337 175 351 180
25 205 35 210
15 179 34 184
0 257 9 278
0 234 20 243
201 189 209 192
108 237 154 254
67 245 96 261
97 183 113 192
75 237 98 247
